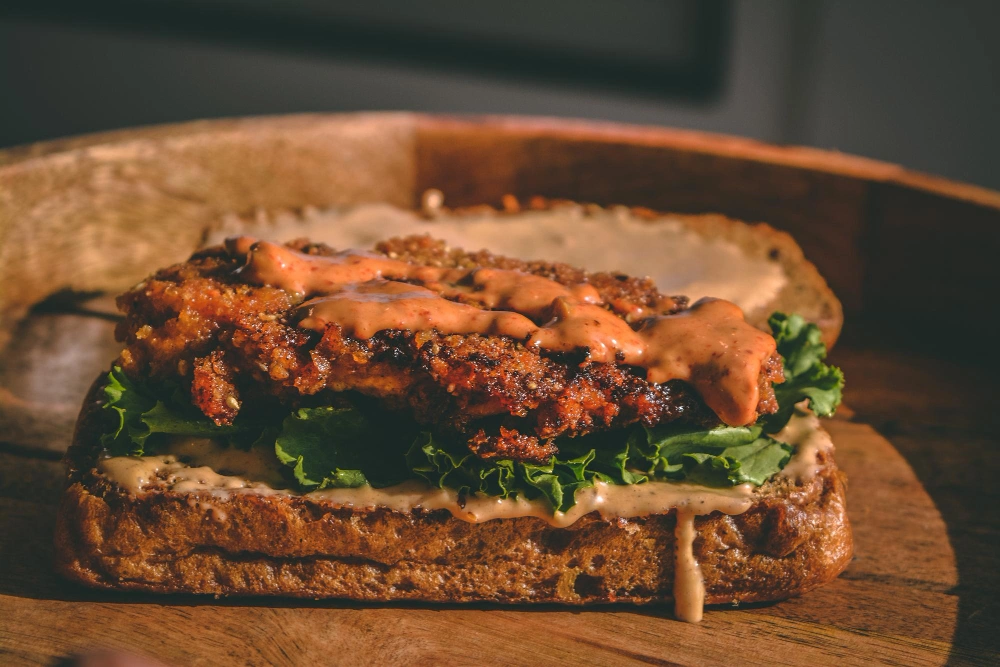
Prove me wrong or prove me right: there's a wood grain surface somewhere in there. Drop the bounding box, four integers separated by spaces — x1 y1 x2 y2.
0 114 997 665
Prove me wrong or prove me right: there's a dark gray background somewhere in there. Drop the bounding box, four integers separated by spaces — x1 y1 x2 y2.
2 0 998 189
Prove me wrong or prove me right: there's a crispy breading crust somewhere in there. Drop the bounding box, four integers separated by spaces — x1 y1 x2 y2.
115 237 782 463
55 378 853 604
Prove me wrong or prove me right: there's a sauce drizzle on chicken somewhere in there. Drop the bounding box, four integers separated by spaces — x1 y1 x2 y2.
228 237 776 426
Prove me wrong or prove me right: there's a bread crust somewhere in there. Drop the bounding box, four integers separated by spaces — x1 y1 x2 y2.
55 377 853 605
668 213 844 349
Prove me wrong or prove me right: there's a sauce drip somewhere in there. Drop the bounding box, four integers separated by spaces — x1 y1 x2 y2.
673 510 706 623
227 237 776 426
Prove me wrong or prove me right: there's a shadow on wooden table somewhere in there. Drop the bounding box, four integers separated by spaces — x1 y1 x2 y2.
831 329 1000 667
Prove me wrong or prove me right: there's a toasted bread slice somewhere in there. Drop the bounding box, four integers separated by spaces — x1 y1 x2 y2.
55 378 853 605
213 197 843 348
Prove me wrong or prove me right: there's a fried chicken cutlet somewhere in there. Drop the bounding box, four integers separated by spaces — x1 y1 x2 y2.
114 236 783 463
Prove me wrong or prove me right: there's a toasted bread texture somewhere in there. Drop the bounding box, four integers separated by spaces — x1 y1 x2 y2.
55 378 853 605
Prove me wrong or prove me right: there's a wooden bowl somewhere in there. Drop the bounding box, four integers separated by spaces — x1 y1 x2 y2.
1 113 996 665
3 113 999 337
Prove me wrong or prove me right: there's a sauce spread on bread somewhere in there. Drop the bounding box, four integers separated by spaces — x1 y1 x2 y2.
208 202 788 316
228 237 776 426
98 435 757 526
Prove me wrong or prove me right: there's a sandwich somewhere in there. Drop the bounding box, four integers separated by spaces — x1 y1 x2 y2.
55 232 849 623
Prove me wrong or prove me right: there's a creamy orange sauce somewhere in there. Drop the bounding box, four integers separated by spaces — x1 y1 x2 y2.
298 281 538 341
98 454 282 496
775 408 834 482
673 510 706 623
227 237 775 426
640 299 771 425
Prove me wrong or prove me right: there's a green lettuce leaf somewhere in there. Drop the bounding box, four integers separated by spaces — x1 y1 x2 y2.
141 400 246 439
404 421 790 512
274 406 413 490
100 367 157 455
406 432 602 512
521 450 598 512
764 313 845 432
632 422 791 486
558 429 648 486
406 425 669 512
100 367 247 456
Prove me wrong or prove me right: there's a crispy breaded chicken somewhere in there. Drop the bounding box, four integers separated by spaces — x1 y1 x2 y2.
115 236 782 463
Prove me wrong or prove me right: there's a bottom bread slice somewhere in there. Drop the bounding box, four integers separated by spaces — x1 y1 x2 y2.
54 382 853 604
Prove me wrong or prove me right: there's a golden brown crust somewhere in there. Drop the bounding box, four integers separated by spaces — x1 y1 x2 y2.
54 377 853 605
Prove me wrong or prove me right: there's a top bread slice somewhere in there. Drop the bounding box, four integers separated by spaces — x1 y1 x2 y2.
221 197 844 349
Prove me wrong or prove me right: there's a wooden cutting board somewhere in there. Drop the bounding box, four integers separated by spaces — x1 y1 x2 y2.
0 113 996 666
